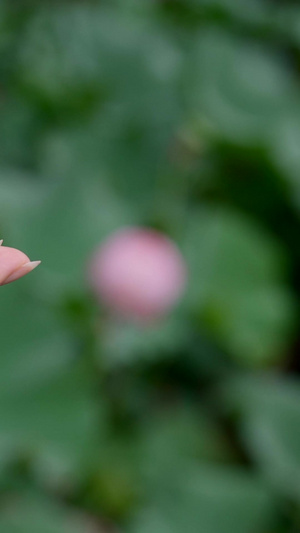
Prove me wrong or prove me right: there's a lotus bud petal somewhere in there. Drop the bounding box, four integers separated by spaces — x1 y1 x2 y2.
0 243 41 286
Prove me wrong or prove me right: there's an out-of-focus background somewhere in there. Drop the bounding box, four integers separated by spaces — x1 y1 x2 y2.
1 0 300 531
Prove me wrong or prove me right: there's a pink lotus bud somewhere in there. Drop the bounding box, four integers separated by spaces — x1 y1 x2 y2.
0 241 41 286
87 228 187 321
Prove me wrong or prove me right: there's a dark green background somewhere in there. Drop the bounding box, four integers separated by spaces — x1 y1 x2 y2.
0 0 300 531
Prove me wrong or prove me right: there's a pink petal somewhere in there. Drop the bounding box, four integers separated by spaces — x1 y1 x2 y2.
0 246 41 286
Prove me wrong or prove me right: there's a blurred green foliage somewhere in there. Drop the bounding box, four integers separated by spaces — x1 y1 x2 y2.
1 0 300 531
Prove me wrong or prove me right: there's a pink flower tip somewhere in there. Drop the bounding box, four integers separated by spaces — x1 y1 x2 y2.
87 227 187 322
0 242 41 286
